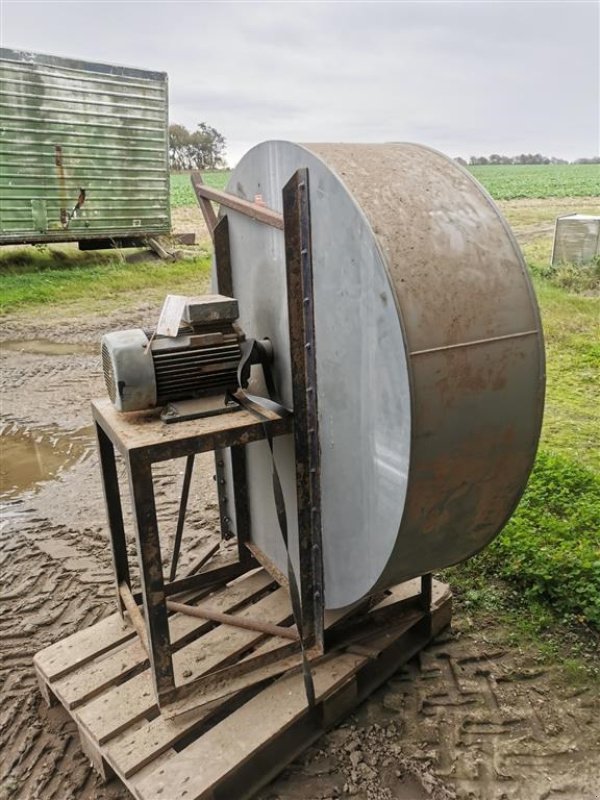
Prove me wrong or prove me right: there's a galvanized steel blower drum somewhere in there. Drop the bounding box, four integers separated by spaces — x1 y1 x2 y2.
218 142 545 610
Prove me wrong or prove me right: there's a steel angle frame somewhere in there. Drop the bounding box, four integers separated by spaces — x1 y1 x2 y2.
93 398 294 707
282 168 325 654
193 170 325 657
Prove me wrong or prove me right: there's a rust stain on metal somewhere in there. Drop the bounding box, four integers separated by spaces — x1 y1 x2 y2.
415 425 523 539
55 144 68 227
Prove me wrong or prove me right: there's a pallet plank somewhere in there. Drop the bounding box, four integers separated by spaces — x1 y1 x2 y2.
34 612 133 681
53 570 274 709
161 593 375 720
77 587 293 744
116 595 433 788
131 653 366 800
105 697 223 779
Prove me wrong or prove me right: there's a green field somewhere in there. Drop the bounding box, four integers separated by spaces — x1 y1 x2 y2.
170 164 600 205
469 163 600 200
170 171 229 207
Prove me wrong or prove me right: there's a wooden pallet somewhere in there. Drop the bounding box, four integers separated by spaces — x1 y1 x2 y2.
34 569 452 800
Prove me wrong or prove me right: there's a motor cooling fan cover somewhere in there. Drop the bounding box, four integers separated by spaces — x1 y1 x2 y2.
101 329 156 412
218 142 545 610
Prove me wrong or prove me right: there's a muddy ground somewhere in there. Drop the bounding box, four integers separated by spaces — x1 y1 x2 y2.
1 205 599 800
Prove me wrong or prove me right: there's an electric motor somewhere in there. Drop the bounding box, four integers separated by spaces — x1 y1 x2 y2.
101 295 243 412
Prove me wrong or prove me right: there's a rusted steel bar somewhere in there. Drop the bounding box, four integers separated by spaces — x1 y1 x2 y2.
420 573 433 612
190 173 217 238
119 582 149 653
182 541 220 578
282 167 325 654
95 423 130 616
169 454 195 582
193 182 284 230
164 558 258 596
214 215 233 296
126 451 175 703
165 599 299 641
231 445 254 565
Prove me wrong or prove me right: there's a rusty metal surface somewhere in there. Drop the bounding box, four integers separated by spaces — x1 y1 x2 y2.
219 141 544 610
308 143 545 597
0 47 170 244
193 181 284 230
282 168 324 651
165 599 299 641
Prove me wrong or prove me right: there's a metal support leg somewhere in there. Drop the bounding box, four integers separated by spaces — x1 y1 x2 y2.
215 449 233 541
231 446 253 563
214 215 233 297
421 573 433 612
169 454 195 581
283 167 324 654
95 423 130 615
127 451 175 705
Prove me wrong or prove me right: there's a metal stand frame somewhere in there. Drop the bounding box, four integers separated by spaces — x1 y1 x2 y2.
93 399 291 706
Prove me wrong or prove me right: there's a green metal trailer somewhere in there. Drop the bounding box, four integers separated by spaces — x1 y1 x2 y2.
0 48 170 246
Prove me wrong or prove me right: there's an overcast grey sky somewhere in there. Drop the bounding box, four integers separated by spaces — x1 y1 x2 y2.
1 0 598 164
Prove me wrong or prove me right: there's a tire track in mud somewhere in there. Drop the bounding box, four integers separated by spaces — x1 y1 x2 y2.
0 519 120 800
0 472 218 800
368 634 600 800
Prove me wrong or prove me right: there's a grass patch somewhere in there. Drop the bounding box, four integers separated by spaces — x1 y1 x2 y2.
0 245 211 314
532 278 600 470
499 199 600 230
528 243 600 294
170 171 231 207
491 450 599 626
448 571 600 684
445 449 600 677
447 451 600 628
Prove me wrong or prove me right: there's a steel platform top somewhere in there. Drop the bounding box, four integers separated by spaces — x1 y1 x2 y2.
91 397 292 463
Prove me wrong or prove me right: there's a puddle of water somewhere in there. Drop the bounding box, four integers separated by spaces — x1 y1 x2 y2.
1 339 95 356
0 425 95 499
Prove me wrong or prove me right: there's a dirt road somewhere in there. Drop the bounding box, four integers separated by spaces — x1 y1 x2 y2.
1 265 599 799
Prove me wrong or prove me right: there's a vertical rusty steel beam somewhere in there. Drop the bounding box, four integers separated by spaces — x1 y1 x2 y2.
214 215 233 297
190 172 218 240
282 167 324 653
231 446 253 563
169 454 195 582
420 573 433 636
420 573 433 612
95 423 130 615
127 451 175 705
213 212 236 543
215 453 233 541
